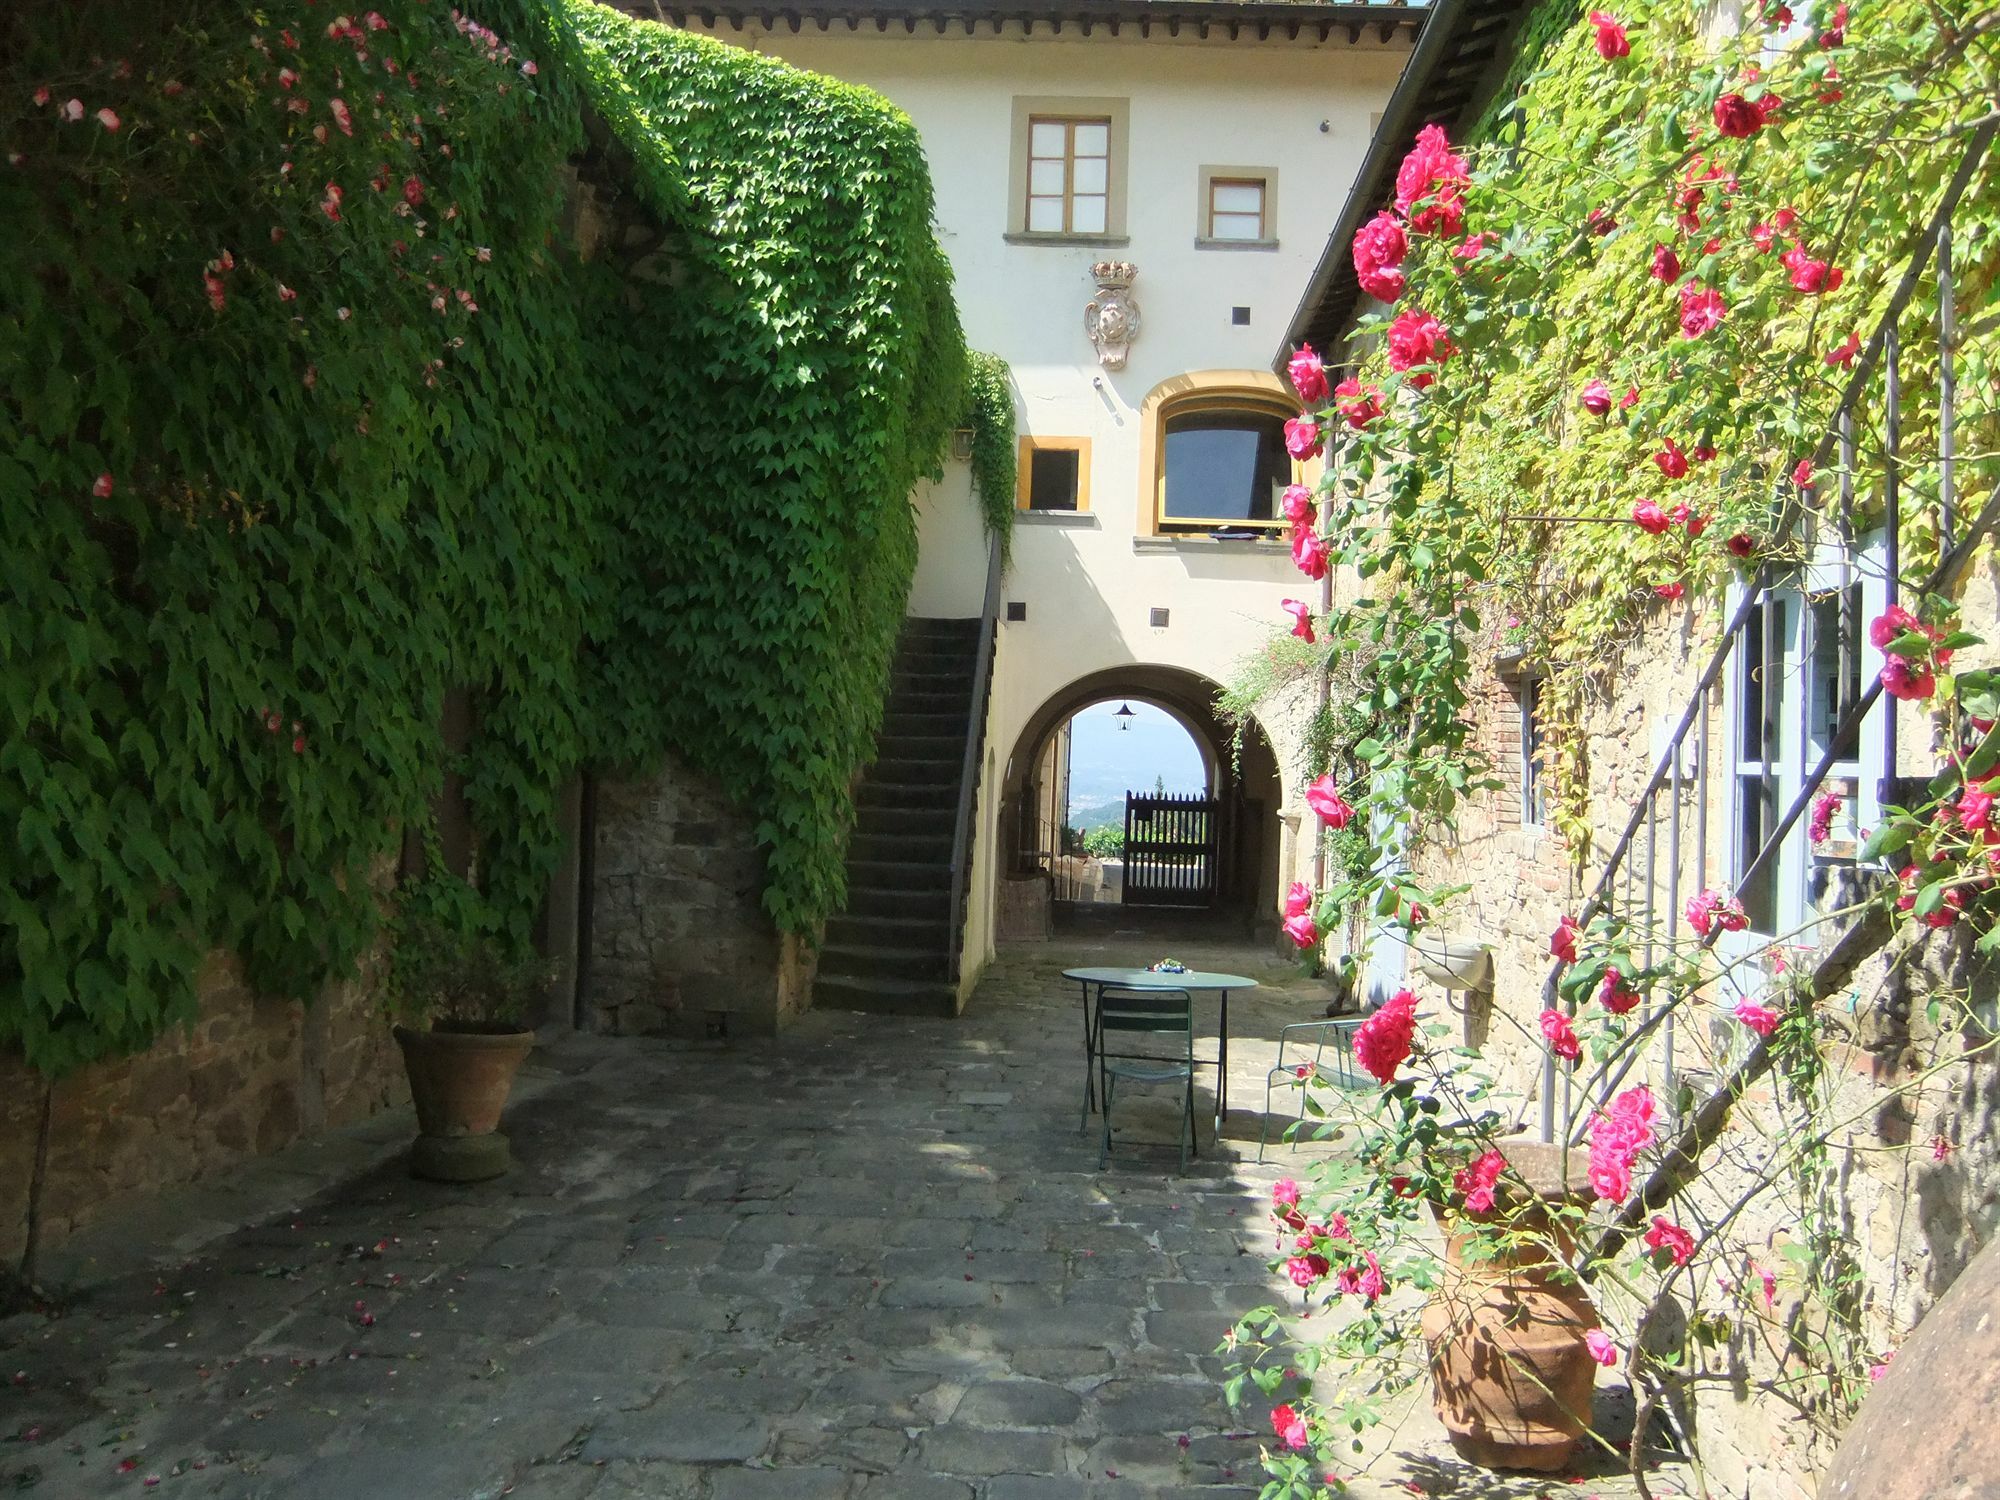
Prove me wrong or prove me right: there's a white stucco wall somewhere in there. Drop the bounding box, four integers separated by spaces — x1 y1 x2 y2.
685 19 1407 967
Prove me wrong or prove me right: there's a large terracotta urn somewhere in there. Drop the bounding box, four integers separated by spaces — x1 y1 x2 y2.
393 1022 536 1182
1819 1233 2000 1500
1420 1140 1602 1472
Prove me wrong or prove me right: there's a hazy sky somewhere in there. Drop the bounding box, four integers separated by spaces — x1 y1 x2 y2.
1066 700 1207 817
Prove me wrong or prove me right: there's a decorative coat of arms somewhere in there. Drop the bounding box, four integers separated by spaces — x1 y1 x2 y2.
1084 261 1140 370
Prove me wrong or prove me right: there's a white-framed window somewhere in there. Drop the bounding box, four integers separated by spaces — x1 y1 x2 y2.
1006 96 1128 242
1724 534 1885 946
1195 166 1278 249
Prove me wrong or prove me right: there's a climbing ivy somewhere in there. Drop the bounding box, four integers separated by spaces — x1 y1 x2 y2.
963 350 1019 554
0 0 966 1078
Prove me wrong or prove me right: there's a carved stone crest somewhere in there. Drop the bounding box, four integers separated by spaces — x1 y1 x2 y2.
1084 260 1140 370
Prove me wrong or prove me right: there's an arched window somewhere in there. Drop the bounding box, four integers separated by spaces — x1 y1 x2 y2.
1149 386 1299 534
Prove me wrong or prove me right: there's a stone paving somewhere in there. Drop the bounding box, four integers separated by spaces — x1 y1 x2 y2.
0 935 1688 1499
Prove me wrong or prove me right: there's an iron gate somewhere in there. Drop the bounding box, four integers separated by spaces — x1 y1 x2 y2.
1122 793 1218 906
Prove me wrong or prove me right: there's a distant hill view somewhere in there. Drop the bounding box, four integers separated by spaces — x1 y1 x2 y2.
1066 703 1207 837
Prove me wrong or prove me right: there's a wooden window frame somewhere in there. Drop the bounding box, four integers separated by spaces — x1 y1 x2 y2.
1151 392 1296 533
1006 95 1129 242
1025 115 1112 237
1016 435 1092 514
1205 176 1267 241
1194 165 1279 250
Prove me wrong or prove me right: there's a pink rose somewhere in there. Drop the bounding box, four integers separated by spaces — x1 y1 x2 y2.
1957 785 1993 834
1781 243 1844 294
1713 93 1766 138
1597 967 1641 1015
1587 1084 1655 1202
1355 1249 1386 1302
1281 484 1314 523
1273 1177 1301 1209
1825 331 1861 368
1809 791 1843 844
1350 211 1408 303
1291 524 1330 581
61 97 84 122
1652 440 1689 480
1453 1149 1506 1215
1353 989 1419 1084
1792 458 1814 489
1304 774 1354 829
1645 1217 1696 1266
1589 10 1629 59
95 107 121 131
1283 912 1320 950
1271 1403 1310 1451
1386 309 1454 388
329 97 353 135
1880 659 1935 702
1579 378 1612 416
1585 1329 1619 1366
1649 243 1681 283
1868 604 1923 649
1678 284 1727 339
1733 1000 1781 1035
1283 882 1313 919
1393 124 1469 237
1333 378 1384 430
1655 582 1686 600
1549 914 1581 964
1539 1008 1581 1062
1288 345 1330 405
1284 415 1323 461
92 472 115 498
1632 500 1670 534
1281 599 1316 644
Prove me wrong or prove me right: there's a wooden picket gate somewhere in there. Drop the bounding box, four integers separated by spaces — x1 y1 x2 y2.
1122 792 1218 907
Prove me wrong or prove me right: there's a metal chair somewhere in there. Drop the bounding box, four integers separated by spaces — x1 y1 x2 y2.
1095 987 1199 1172
1257 1017 1367 1162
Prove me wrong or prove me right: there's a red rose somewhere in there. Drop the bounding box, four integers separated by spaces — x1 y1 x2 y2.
1281 598 1316 644
1589 10 1630 59
1334 377 1384 429
1281 484 1314 523
1354 989 1420 1084
1655 582 1686 600
1304 774 1354 829
1586 206 1618 236
1284 415 1323 461
1644 1216 1697 1266
1386 309 1455 388
92 472 115 498
1580 378 1612 416
1539 1008 1582 1062
1393 124 1469 237
1650 243 1681 283
1880 659 1935 701
1632 500 1670 534
1678 283 1726 339
1549 916 1581 963
1291 524 1330 581
1597 967 1642 1015
1351 211 1408 302
1781 243 1844 294
1726 532 1756 559
1652 440 1689 480
1288 345 1330 405
1824 332 1861 370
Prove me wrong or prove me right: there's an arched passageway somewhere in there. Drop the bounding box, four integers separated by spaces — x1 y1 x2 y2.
997 665 1285 932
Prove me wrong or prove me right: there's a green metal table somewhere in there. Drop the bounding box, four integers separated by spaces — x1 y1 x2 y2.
1063 966 1259 1134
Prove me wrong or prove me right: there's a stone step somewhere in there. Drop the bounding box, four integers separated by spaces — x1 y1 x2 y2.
845 859 953 893
824 911 952 949
866 757 958 786
856 780 957 811
841 884 951 920
873 733 965 762
856 806 956 838
879 709 971 737
812 973 959 1017
818 942 950 982
849 830 954 864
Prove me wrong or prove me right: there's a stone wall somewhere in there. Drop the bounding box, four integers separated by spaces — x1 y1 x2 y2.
0 952 404 1267
588 760 815 1038
1401 601 1999 1499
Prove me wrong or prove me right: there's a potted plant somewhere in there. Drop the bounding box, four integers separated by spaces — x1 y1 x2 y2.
386 905 549 1183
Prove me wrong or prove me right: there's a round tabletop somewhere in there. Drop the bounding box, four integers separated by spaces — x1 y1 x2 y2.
1061 966 1259 990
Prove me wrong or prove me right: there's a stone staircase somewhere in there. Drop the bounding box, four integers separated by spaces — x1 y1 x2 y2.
813 617 983 1016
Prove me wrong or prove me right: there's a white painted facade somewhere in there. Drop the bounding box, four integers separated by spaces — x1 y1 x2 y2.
685 16 1410 985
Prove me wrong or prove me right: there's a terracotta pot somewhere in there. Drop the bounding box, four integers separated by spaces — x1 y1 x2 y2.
1420 1140 1602 1472
393 1022 535 1182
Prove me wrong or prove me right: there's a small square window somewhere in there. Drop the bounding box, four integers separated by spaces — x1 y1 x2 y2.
1207 178 1267 241
1017 437 1091 513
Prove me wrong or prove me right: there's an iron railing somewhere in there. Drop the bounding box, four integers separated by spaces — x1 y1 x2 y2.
946 529 1004 983
1538 120 1999 1145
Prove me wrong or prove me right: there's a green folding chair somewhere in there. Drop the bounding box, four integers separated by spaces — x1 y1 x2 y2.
1095 986 1199 1173
1257 1017 1367 1162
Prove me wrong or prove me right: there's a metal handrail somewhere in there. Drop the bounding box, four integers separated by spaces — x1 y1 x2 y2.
947 529 1004 982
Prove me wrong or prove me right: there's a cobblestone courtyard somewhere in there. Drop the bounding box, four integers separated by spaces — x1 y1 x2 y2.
1 937 1685 1499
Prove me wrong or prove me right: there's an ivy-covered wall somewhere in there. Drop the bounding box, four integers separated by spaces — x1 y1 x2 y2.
1 0 970 1090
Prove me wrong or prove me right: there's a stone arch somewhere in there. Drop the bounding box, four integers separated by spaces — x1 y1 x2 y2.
997 663 1286 924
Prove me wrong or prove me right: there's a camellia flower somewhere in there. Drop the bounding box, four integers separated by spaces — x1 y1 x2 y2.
1333 378 1384 430
1304 774 1354 829
1713 92 1770 138
1632 499 1670 534
1733 999 1781 1036
1678 283 1727 339
1589 10 1629 58
1653 439 1689 480
1291 524 1330 581
1386 308 1455 388
1354 989 1419 1084
1649 243 1681 283
1539 1008 1582 1062
1350 210 1408 302
1579 378 1613 416
1781 243 1844 294
1587 1084 1655 1201
1281 599 1316 644
1284 882 1313 920
1598 967 1642 1015
1825 330 1861 368
1549 914 1581 964
1585 1329 1619 1366
1393 123 1469 237
1284 415 1323 461
1645 1216 1697 1266
1288 345 1330 405
1281 484 1314 524
1283 912 1320 951
1271 1403 1310 1452
1454 1149 1506 1214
